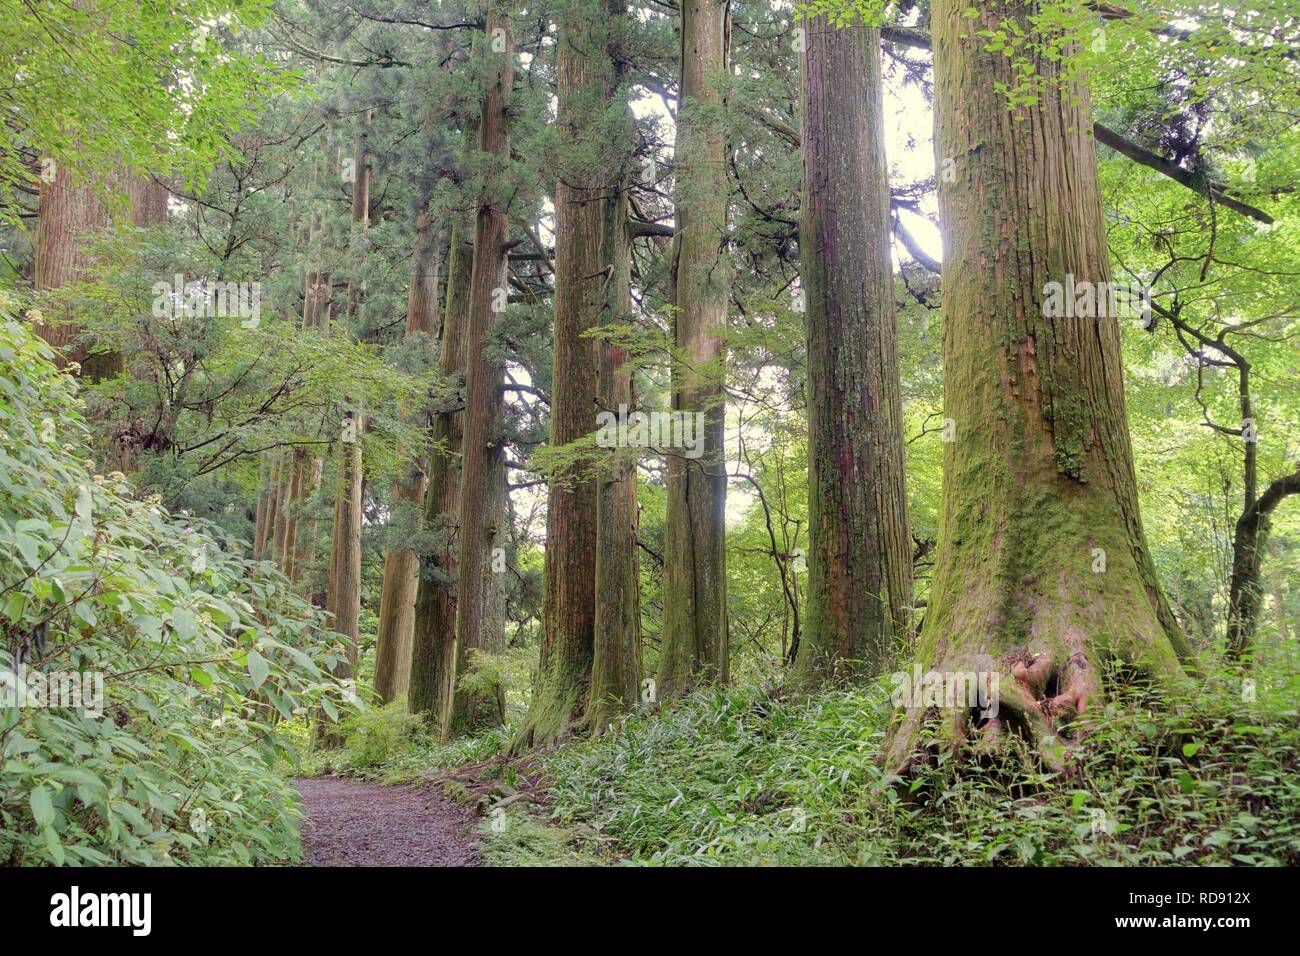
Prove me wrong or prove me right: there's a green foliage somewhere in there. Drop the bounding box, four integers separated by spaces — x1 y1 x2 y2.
0 306 351 864
538 658 1300 865
0 0 291 226
312 718 513 785
337 702 427 771
478 807 611 867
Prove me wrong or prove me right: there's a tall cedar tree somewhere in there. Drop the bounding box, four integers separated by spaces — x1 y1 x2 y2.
795 15 912 686
34 167 167 382
325 122 371 688
658 0 731 699
883 0 1191 774
410 228 473 734
449 13 514 736
373 189 443 703
516 4 641 747
586 9 642 736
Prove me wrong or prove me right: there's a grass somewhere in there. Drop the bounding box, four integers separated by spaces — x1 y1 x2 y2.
536 662 1300 866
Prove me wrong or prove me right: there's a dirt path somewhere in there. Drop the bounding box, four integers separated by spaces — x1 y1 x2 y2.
295 776 481 867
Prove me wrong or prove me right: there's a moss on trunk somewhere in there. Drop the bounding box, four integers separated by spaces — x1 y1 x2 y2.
884 0 1189 776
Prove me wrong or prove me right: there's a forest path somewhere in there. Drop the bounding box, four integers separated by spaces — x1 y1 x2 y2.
295 776 481 866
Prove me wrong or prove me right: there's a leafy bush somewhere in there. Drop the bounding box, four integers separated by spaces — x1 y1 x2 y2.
0 306 352 865
313 717 512 783
338 703 426 770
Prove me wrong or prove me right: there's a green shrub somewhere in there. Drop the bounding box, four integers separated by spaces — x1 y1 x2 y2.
339 703 427 770
0 305 353 865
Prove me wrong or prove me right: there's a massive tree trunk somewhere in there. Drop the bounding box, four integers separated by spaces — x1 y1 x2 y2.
511 2 644 746
278 448 308 582
658 0 731 699
326 408 364 681
253 452 275 561
883 0 1190 775
33 164 111 375
447 11 513 737
517 5 638 748
794 16 912 687
273 172 332 583
410 230 472 734
271 449 292 568
128 176 169 227
34 165 163 381
374 198 443 704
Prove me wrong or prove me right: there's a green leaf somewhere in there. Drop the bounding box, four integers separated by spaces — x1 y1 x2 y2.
30 785 55 827
246 649 269 689
3 591 28 622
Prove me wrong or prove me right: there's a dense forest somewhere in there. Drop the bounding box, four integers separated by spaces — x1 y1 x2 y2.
1 0 1297 873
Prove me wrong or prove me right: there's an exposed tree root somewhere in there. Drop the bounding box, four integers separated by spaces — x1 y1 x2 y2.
883 642 1106 781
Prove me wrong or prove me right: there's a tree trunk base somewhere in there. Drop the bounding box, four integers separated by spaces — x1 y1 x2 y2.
881 642 1185 781
510 676 586 755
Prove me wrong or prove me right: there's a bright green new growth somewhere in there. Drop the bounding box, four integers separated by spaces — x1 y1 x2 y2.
0 307 351 864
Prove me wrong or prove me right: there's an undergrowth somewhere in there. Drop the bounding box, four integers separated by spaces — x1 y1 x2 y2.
534 660 1300 866
302 645 1300 867
294 702 512 784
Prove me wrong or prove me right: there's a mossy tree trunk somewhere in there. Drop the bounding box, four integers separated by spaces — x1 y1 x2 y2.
410 230 472 735
794 15 912 688
515 4 636 748
884 0 1189 775
658 0 731 700
448 11 514 737
585 1 642 735
374 194 443 704
1227 466 1299 659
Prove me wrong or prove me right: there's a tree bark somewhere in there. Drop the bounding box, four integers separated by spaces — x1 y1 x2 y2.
448 11 514 736
587 195 641 732
321 125 371 729
658 0 731 699
883 0 1189 776
1227 466 1299 658
326 408 364 681
128 176 169 227
374 199 444 704
34 164 168 386
794 16 912 687
253 452 274 561
33 164 110 368
516 6 634 748
410 231 473 734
